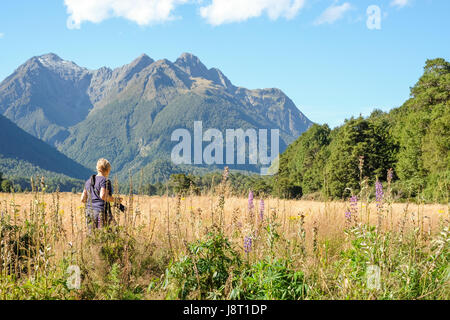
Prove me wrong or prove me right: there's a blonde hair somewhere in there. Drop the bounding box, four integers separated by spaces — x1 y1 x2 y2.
96 158 111 174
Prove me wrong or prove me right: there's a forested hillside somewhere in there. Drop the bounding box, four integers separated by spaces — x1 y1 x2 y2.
274 58 450 202
0 114 92 179
0 113 91 192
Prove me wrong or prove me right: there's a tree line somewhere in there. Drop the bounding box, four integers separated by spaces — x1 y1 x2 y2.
274 58 449 202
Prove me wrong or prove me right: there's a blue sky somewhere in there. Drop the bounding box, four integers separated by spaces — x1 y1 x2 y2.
0 0 448 128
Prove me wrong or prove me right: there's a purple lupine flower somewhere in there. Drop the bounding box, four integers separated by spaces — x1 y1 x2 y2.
345 195 358 223
350 195 358 211
345 210 352 220
244 236 252 254
248 190 254 211
375 180 384 208
259 199 264 221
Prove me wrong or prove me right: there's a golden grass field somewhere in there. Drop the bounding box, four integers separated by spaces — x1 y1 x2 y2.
1 192 448 255
1 191 448 300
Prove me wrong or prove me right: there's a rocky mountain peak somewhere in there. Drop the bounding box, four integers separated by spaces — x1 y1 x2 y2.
38 52 63 62
32 53 88 80
174 53 235 90
129 53 154 68
112 53 155 83
175 52 209 77
176 52 202 64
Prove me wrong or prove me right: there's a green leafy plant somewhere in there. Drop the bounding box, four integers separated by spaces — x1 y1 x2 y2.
164 230 241 299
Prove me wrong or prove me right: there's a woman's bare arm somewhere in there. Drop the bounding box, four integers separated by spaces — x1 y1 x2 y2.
81 189 88 203
100 187 122 203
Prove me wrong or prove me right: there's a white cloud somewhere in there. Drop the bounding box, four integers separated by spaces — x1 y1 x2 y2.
314 2 352 25
390 0 409 8
199 0 306 26
0 33 4 38
64 0 188 29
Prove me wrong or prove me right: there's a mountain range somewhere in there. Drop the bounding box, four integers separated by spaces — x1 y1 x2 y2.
0 53 312 181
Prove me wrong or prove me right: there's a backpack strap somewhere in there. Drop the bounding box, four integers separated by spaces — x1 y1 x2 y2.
105 179 112 216
90 175 100 198
91 175 111 215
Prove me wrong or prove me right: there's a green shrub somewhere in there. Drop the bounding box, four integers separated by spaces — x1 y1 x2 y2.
231 257 308 300
164 230 241 299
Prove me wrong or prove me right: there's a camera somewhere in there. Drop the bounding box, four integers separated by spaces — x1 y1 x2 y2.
114 203 126 213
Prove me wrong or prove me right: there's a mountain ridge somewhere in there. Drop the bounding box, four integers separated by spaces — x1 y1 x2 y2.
0 52 313 179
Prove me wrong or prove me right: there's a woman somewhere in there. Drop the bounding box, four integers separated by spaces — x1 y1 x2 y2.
81 158 122 231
